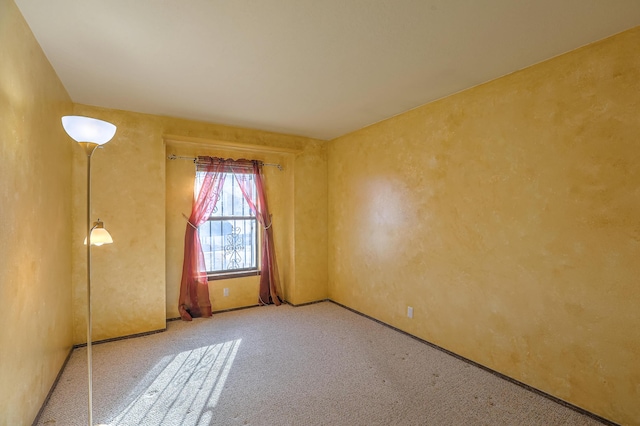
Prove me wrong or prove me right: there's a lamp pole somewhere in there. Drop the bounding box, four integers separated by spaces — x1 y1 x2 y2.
62 115 116 426
81 141 98 426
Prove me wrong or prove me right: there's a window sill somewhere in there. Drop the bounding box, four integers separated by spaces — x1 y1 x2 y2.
207 270 260 281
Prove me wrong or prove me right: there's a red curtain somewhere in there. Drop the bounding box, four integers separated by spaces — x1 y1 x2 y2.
178 157 281 321
178 158 226 321
231 161 282 306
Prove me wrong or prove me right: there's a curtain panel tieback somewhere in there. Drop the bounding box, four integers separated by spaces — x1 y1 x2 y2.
182 213 197 229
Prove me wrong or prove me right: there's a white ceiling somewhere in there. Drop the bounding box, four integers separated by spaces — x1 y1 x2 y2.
15 1 640 140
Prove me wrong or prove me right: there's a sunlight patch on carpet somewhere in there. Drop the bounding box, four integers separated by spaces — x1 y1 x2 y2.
106 339 241 426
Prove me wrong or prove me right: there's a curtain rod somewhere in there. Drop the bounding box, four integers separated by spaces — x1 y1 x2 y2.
167 154 283 171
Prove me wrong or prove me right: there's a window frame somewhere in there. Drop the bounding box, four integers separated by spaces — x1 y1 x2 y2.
195 170 260 280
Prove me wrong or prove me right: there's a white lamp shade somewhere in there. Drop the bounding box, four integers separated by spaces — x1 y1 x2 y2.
62 116 116 145
84 227 114 246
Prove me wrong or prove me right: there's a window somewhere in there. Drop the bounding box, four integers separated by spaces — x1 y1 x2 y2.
195 171 258 278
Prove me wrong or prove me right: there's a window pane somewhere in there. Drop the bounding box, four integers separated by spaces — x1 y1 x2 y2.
195 170 258 274
198 219 257 272
195 172 256 218
230 174 254 216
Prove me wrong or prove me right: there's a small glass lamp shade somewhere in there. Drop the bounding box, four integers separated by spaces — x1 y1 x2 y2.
62 116 116 145
84 221 114 246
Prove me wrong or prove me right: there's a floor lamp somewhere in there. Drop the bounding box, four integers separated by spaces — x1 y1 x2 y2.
62 116 117 426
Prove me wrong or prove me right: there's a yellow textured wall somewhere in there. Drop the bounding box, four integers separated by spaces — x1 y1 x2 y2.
70 106 167 343
328 27 640 425
293 141 329 304
69 106 327 341
0 0 74 423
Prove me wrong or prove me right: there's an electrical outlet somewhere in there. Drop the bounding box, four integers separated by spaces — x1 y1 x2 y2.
223 288 229 297
407 306 413 319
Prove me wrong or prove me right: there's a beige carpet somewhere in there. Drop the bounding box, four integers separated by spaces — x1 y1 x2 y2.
37 302 605 425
